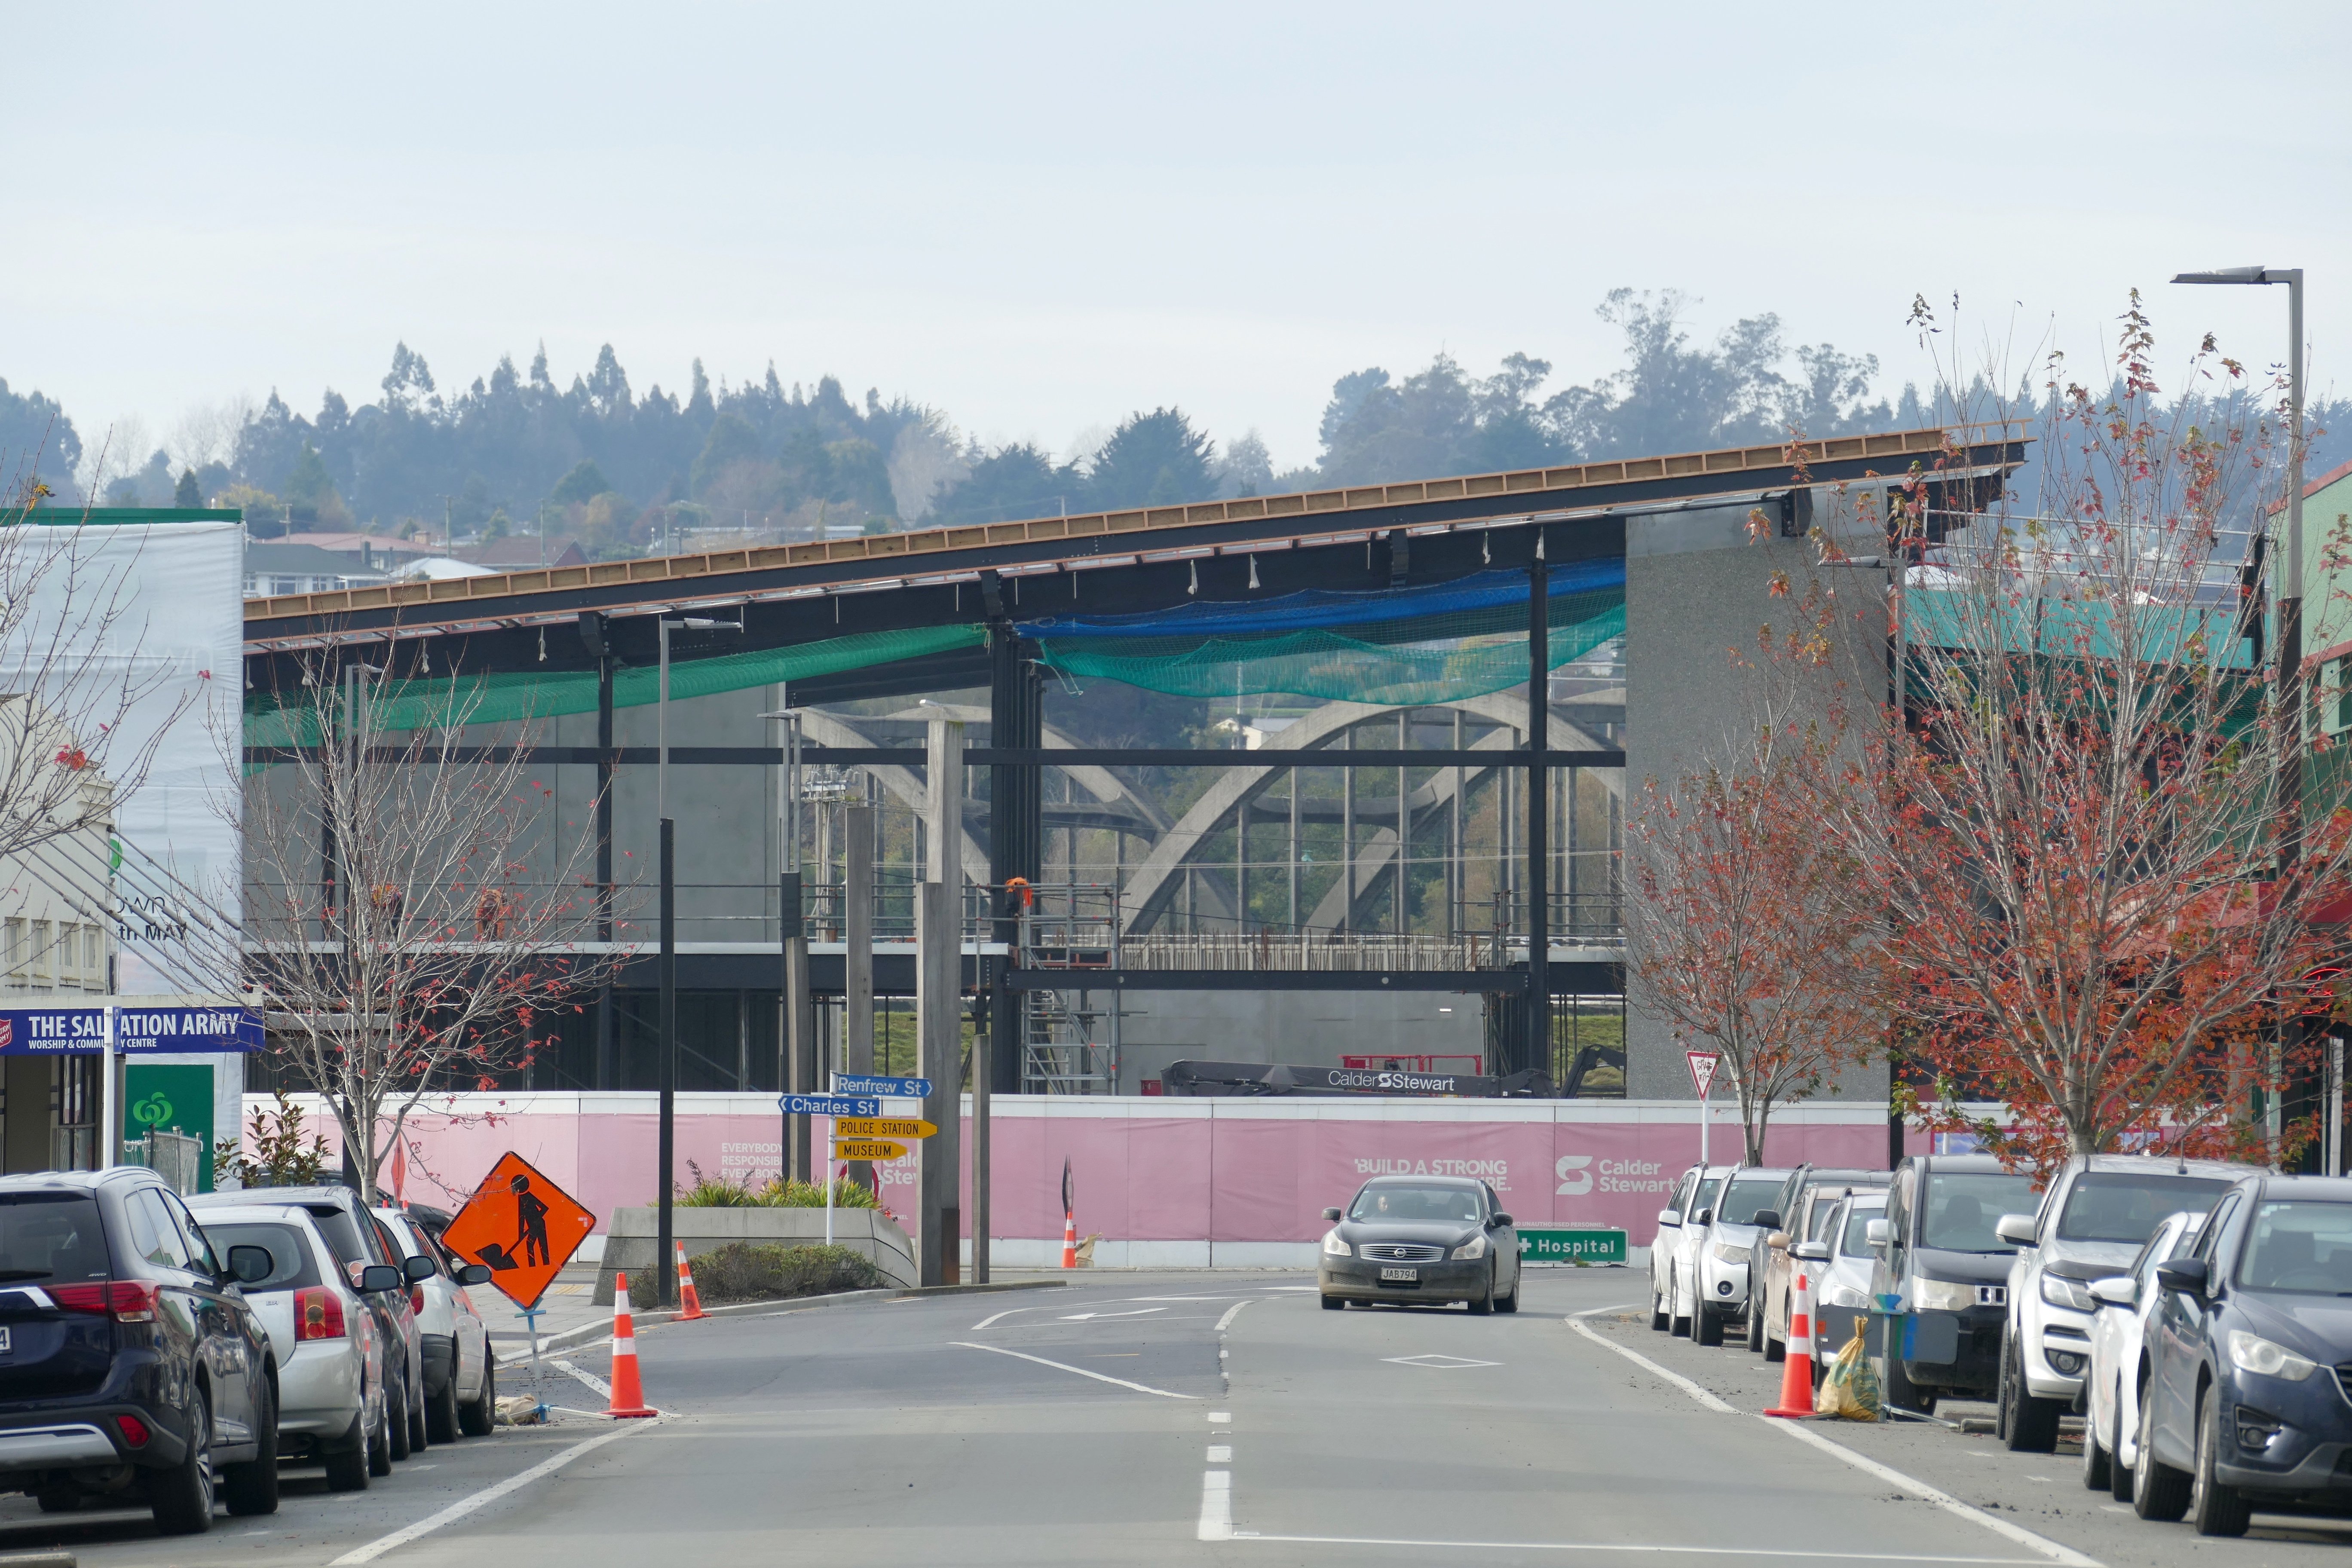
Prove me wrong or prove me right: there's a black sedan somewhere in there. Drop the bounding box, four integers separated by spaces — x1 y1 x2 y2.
2137 1174 2352 1535
1317 1176 1520 1313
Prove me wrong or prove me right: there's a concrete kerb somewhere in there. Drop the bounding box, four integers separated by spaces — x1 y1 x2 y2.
532 1278 1069 1354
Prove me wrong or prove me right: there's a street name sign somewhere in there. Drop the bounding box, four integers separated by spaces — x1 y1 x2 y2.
779 1093 882 1118
1518 1227 1629 1266
833 1138 910 1162
835 1117 936 1139
832 1074 932 1098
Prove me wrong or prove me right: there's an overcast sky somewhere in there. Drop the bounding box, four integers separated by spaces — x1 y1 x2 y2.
11 3 2349 474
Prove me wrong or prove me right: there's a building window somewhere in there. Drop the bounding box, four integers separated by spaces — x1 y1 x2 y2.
2 918 20 983
30 921 50 990
84 926 102 978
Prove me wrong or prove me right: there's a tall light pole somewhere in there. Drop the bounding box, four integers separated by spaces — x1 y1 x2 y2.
655 613 739 1306
2173 266 2304 1158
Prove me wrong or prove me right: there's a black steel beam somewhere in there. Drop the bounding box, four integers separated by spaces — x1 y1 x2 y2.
1001 963 1622 993
245 744 1629 769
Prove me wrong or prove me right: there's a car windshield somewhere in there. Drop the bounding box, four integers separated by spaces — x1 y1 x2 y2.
202 1222 322 1291
1807 1191 1857 1242
1687 1176 1724 1219
1921 1172 2035 1252
1838 1203 1883 1257
1716 1176 1783 1226
2238 1202 2352 1295
0 1194 109 1281
1349 1184 1483 1224
2054 1173 2232 1243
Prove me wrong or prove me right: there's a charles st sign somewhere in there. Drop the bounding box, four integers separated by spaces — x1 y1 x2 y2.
0 1004 263 1055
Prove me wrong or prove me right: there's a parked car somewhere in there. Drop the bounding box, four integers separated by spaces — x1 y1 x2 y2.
1865 1153 2039 1412
1319 1176 1520 1312
2136 1175 2352 1535
1801 1191 1886 1359
1750 1170 1890 1358
373 1206 498 1440
194 1202 395 1490
196 1186 426 1460
1681 1167 1791 1347
2079 1209 2199 1502
0 1169 280 1534
1993 1154 2248 1452
1648 1164 1730 1336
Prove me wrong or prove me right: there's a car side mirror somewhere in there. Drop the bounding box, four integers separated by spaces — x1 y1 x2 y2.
1864 1219 1892 1250
1488 1213 1513 1229
1692 1208 1712 1227
1752 1210 1782 1232
402 1255 437 1283
2089 1275 2137 1309
358 1263 404 1294
226 1245 274 1286
1322 1207 1343 1223
1994 1213 2039 1247
2154 1259 2210 1302
456 1262 493 1286
1765 1231 1789 1250
1791 1241 1831 1263
1657 1208 1681 1228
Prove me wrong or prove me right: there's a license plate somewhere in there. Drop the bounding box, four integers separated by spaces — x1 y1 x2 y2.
0 1326 13 1354
1379 1267 1418 1283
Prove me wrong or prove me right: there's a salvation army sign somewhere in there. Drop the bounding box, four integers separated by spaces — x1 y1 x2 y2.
0 1005 262 1055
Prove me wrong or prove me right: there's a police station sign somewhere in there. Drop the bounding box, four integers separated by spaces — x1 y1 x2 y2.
0 1005 263 1055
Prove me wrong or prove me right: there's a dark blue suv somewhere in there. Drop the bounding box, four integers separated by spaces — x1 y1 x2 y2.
0 1169 288 1534
2138 1174 2352 1535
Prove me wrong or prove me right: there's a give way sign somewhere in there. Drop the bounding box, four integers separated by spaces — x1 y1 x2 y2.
1685 1050 1722 1099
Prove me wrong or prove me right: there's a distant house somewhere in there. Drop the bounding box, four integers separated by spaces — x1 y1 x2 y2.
278 531 439 574
243 542 389 598
456 536 588 571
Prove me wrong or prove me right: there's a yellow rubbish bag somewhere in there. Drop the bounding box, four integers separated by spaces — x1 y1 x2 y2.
1814 1323 1881 1421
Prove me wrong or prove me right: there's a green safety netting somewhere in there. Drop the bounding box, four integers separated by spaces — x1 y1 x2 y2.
244 622 987 747
1031 583 1625 705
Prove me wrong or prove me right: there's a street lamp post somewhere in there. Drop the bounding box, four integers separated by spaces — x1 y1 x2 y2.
655 614 739 1307
2173 266 2305 1158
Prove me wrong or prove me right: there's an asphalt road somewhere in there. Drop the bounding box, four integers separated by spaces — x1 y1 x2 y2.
9 1268 2352 1566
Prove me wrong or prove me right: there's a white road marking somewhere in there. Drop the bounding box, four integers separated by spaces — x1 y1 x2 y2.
1215 1300 1253 1332
1059 1307 1166 1320
951 1341 1199 1399
549 1357 613 1399
1207 1445 1232 1463
1208 1410 1231 1422
969 1307 1035 1330
1564 1314 2098 1568
1384 1354 1501 1369
1222 1535 2046 1561
1199 1470 1233 1541
328 1419 656 1565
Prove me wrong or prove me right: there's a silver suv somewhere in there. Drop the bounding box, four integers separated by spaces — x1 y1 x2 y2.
1992 1153 2250 1452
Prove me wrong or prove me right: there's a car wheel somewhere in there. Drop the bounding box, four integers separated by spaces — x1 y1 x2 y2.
2190 1383 2251 1537
1668 1272 1690 1337
2110 1387 2136 1502
1649 1284 1670 1332
2133 1376 2190 1522
459 1351 497 1439
408 1367 430 1453
387 1372 413 1462
324 1410 371 1493
1467 1267 1495 1315
149 1387 216 1536
426 1369 460 1445
221 1377 280 1516
2001 1332 2059 1452
1694 1304 1724 1346
1883 1347 1934 1415
1320 1293 1345 1311
34 1483 81 1513
1746 1300 1765 1353
2081 1400 2112 1491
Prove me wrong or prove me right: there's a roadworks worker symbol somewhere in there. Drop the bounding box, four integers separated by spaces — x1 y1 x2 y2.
833 1138 910 1162
834 1118 935 1140
440 1152 597 1311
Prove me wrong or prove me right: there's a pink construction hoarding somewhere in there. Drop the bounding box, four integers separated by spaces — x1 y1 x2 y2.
263 1093 1927 1255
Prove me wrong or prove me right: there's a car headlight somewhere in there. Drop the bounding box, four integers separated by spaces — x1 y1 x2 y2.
1453 1231 1488 1260
1322 1230 1350 1258
1712 1240 1751 1264
2040 1274 2096 1312
1821 1285 1871 1308
1911 1277 1975 1313
2228 1329 2318 1381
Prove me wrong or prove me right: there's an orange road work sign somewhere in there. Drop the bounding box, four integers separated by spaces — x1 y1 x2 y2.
834 1118 936 1140
439 1152 597 1311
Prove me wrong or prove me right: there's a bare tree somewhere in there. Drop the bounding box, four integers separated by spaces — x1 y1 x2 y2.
220 650 623 1200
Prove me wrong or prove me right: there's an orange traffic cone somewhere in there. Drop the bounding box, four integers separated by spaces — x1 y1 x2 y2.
1060 1209 1078 1269
674 1242 706 1321
1764 1265 1816 1418
605 1272 657 1418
